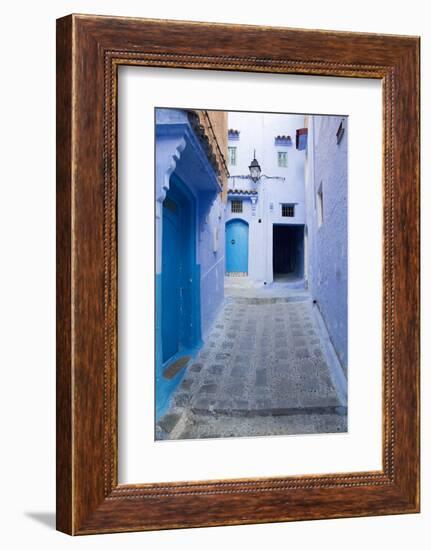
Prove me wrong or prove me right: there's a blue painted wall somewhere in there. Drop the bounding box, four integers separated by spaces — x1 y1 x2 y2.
305 116 348 372
198 193 226 340
155 109 225 417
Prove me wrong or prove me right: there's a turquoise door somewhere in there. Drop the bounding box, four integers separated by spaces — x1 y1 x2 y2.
162 197 181 362
226 219 249 274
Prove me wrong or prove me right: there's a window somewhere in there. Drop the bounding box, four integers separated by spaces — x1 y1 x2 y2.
317 183 324 226
277 151 288 167
231 200 243 213
281 203 294 217
336 119 346 144
228 146 237 166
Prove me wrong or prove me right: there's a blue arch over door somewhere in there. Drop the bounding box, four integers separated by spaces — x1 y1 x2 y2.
226 219 249 274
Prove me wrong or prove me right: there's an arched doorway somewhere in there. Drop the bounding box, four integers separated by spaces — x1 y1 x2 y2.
225 219 249 275
161 175 198 363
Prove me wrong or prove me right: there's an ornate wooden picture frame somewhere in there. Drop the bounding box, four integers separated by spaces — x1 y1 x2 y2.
56 14 420 535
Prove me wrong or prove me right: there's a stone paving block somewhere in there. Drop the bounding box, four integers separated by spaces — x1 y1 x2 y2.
215 400 232 410
179 429 195 439
230 365 247 378
232 399 249 410
174 393 191 406
190 363 203 373
295 391 331 408
209 364 224 375
295 338 307 347
254 398 273 410
295 347 310 359
192 398 215 410
256 368 267 386
181 379 193 390
199 383 218 394
296 377 319 393
215 352 231 360
239 339 255 347
321 375 334 390
298 359 316 373
158 413 181 434
225 383 245 396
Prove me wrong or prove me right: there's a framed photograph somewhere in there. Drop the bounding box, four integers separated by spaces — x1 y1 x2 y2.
56 14 420 534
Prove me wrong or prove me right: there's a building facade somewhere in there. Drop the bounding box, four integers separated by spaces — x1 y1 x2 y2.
155 108 228 416
225 112 307 285
304 115 348 371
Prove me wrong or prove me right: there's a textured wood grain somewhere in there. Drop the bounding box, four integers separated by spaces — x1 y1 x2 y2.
56 14 420 535
56 15 73 535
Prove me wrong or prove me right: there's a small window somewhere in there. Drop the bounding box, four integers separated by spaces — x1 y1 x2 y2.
317 184 324 226
281 203 294 217
231 200 243 213
336 119 346 144
277 151 288 167
228 146 237 166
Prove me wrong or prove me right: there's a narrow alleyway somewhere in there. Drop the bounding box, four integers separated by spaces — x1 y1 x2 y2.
156 278 347 440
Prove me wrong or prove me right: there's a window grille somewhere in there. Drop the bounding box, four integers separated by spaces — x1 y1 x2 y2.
277 151 288 167
228 146 237 166
281 203 294 217
231 200 243 213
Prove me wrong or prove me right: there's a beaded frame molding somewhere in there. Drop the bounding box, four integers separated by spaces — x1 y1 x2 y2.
56 14 420 535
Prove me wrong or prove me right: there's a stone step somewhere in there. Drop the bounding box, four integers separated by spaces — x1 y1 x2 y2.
229 295 310 305
191 404 347 417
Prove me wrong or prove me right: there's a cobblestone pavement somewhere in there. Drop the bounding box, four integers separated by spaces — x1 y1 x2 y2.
156 278 347 440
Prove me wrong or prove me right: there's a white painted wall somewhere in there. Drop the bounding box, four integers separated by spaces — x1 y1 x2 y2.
226 112 306 282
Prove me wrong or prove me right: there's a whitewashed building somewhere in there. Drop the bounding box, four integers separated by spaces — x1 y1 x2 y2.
225 112 307 285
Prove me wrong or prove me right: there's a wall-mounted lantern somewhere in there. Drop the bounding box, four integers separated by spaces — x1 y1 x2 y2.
248 150 262 182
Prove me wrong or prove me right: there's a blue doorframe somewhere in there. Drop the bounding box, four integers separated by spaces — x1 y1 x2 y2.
156 174 201 417
226 219 249 274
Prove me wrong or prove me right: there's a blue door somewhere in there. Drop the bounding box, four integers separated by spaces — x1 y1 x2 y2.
162 197 181 362
226 219 249 274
